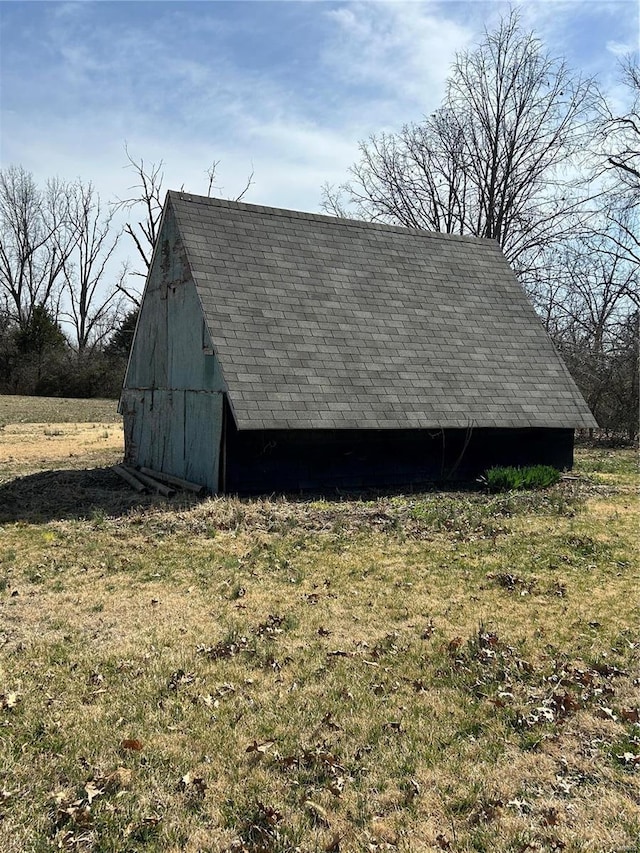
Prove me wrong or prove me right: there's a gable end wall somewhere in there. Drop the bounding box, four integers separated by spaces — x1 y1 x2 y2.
120 203 225 490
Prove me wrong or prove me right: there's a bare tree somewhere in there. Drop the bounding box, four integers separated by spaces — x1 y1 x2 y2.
598 59 640 267
114 146 254 304
323 11 602 280
0 166 76 328
539 232 638 344
530 224 638 437
604 59 640 197
59 180 126 353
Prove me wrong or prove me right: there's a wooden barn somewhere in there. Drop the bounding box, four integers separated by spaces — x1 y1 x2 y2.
119 192 596 494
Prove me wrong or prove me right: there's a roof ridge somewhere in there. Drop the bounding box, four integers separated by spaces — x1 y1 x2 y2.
167 190 498 246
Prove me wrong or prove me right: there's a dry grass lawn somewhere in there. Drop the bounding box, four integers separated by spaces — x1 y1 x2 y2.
0 397 637 852
0 396 123 482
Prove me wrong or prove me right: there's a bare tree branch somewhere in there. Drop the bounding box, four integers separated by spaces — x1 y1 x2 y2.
115 145 255 287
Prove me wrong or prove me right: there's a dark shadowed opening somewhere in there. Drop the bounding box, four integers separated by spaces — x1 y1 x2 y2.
223 422 574 495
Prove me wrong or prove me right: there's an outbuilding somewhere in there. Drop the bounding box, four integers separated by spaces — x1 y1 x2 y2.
119 192 596 494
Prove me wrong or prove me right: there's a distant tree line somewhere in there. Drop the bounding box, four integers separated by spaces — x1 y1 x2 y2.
0 154 251 399
0 166 127 398
0 11 637 439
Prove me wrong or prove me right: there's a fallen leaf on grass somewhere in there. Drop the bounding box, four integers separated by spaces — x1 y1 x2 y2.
550 691 581 720
405 779 420 801
167 669 195 690
354 745 372 762
84 781 104 805
312 711 341 734
526 706 555 726
255 801 282 825
100 767 133 792
0 691 19 710
246 739 275 755
555 777 574 796
124 816 162 838
52 793 93 830
328 775 346 797
542 806 560 827
469 799 502 824
621 707 640 723
486 572 536 593
421 621 435 639
56 828 94 850
120 738 143 752
305 799 330 827
197 635 250 660
255 614 288 637
593 662 627 678
507 798 532 814
616 751 640 767
179 772 207 798
199 693 219 709
490 691 514 708
570 668 595 687
447 637 462 655
596 706 618 722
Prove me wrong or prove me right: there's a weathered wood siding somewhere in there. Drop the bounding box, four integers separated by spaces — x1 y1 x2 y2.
121 203 225 491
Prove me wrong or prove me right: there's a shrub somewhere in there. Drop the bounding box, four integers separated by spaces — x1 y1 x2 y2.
484 465 561 492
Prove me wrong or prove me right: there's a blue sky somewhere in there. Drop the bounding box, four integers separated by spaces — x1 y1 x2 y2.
1 0 638 273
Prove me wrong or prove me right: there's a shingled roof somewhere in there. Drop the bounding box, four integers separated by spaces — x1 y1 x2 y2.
168 191 596 431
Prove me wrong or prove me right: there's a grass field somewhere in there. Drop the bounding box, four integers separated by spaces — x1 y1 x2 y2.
0 396 123 483
0 397 638 852
0 396 121 426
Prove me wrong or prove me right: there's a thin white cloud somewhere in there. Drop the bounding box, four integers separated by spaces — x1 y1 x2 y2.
322 2 473 125
607 39 636 56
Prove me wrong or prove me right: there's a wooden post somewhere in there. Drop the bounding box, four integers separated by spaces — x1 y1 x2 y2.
113 465 148 493
122 465 175 497
139 466 205 495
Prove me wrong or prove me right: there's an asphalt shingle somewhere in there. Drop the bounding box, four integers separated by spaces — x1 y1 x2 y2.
169 192 597 431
